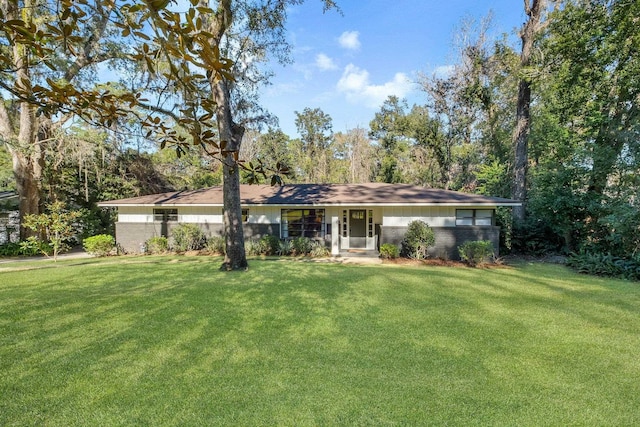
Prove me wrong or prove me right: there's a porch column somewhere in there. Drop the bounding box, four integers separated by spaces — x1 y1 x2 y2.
331 216 340 256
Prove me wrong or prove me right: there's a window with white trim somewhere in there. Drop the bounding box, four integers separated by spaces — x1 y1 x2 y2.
455 209 494 226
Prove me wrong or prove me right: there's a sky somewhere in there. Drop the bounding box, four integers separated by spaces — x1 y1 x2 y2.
261 0 528 138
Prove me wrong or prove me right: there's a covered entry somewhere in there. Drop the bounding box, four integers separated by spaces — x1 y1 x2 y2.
349 209 367 248
335 208 377 252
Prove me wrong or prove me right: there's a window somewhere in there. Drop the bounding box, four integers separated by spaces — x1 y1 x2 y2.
456 209 494 226
153 208 178 222
242 209 249 222
342 210 348 237
368 210 373 238
281 209 325 238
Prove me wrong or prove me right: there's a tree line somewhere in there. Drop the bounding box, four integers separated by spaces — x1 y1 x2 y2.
0 0 638 269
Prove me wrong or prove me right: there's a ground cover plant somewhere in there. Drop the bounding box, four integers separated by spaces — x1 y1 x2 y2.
1 257 639 425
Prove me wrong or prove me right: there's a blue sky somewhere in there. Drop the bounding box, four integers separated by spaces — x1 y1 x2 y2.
261 0 527 137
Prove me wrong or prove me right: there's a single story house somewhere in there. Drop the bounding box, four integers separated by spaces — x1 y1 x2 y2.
98 183 521 259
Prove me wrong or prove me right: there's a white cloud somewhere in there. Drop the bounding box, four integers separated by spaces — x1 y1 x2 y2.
315 53 338 71
337 64 413 108
338 31 361 50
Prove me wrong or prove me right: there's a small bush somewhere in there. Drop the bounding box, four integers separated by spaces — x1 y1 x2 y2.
379 243 399 259
83 234 115 257
206 236 225 255
458 240 495 266
19 237 54 256
171 224 206 252
309 241 330 257
0 242 22 257
277 240 293 256
245 239 266 256
260 235 281 255
400 220 435 259
567 251 640 281
146 236 169 254
292 236 313 256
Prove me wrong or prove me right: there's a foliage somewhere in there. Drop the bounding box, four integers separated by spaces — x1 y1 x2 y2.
400 220 435 260
259 235 281 256
294 107 334 183
0 242 22 257
18 237 53 257
21 202 81 261
291 237 314 256
83 235 115 257
277 239 293 256
379 243 399 259
458 240 495 266
145 237 169 255
309 241 330 258
567 251 640 281
170 224 206 252
205 236 225 255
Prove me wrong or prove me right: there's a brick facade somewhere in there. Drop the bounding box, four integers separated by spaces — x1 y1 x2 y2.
115 221 281 253
380 226 500 260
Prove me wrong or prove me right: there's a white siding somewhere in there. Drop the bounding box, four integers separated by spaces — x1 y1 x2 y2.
245 206 279 224
117 206 223 224
382 206 456 227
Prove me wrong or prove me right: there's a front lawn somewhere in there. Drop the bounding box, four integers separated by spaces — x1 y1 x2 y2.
1 257 639 425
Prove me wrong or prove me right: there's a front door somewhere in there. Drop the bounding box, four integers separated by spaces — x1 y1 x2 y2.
349 209 367 248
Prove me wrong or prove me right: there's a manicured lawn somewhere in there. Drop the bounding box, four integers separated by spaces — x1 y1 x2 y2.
1 256 639 426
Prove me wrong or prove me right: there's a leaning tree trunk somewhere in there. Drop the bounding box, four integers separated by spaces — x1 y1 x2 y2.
512 0 546 222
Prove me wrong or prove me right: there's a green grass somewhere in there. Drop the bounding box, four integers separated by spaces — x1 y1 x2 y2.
1 256 639 426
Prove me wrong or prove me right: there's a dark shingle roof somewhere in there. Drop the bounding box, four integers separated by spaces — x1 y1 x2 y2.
98 183 520 207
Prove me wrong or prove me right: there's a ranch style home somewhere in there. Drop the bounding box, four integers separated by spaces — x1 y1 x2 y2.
98 183 521 259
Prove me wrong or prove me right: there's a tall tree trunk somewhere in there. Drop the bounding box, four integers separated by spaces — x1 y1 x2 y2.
208 0 247 271
1 0 42 238
512 0 546 222
216 79 248 271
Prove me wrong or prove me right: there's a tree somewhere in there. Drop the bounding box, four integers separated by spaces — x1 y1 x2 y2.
1 0 339 270
22 201 81 261
369 96 412 184
418 16 516 191
294 107 334 183
334 127 373 183
527 0 640 253
512 0 549 221
0 0 137 238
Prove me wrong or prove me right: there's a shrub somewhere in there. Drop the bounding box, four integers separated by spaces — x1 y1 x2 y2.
567 251 640 281
83 234 115 257
171 224 206 252
400 220 435 259
260 235 281 255
206 236 225 255
0 242 22 257
245 239 266 256
292 236 314 256
277 240 293 256
379 243 399 259
146 236 169 254
309 241 330 258
458 240 495 266
19 237 53 256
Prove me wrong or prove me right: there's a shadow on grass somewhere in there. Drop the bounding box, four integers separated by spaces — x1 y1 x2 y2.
1 258 640 425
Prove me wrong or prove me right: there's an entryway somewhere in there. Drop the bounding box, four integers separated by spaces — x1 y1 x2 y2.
349 209 367 248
